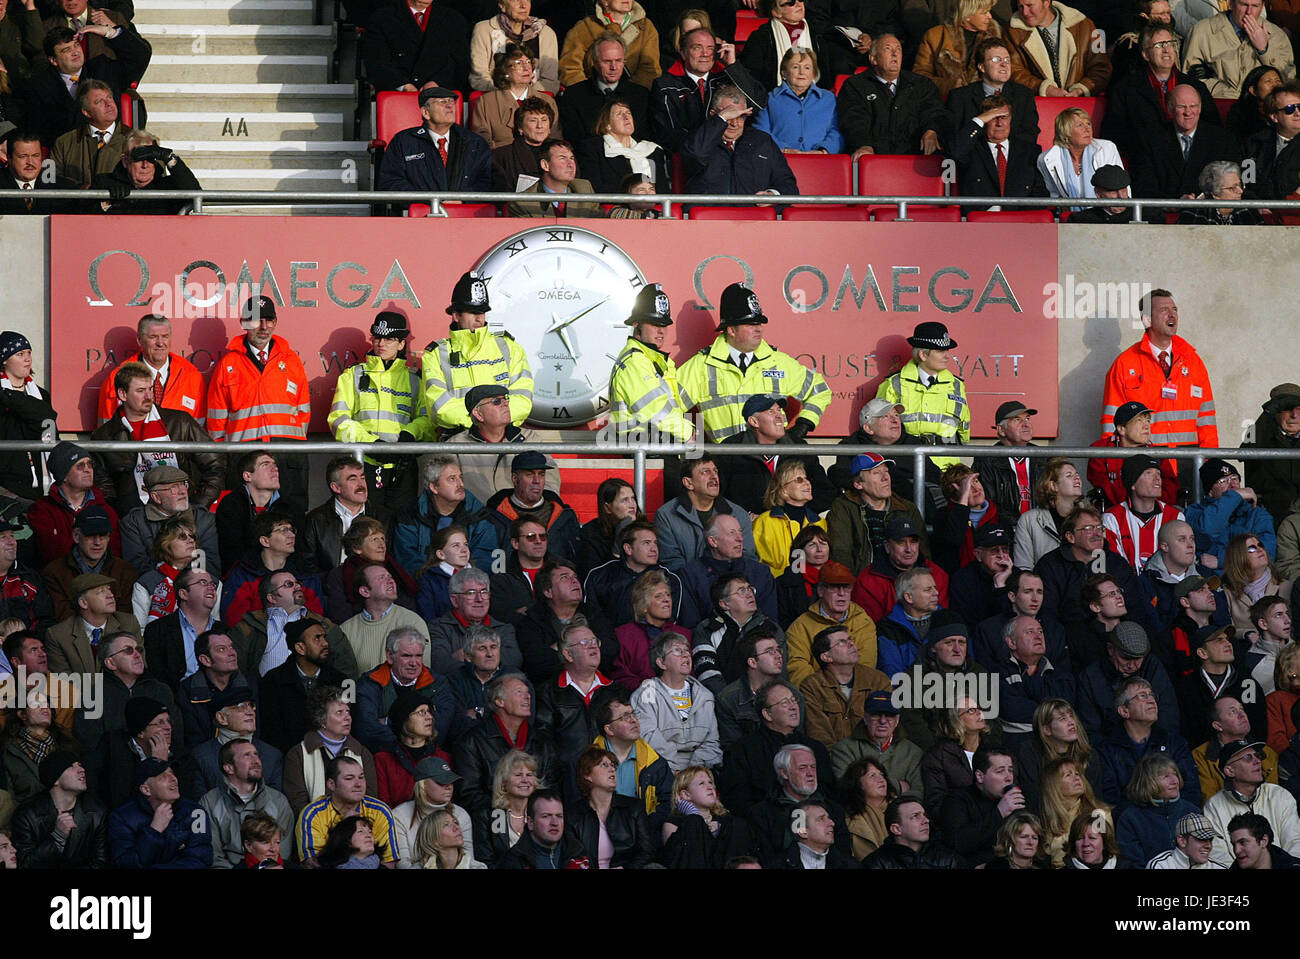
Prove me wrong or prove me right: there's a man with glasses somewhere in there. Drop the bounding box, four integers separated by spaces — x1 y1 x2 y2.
592 687 674 816
785 560 876 687
720 677 832 814
1186 459 1274 572
490 518 556 622
119 464 223 579
1103 26 1218 160
1204 740 1300 863
717 626 800 747
584 521 683 628
191 685 285 793
143 565 219 691
1034 505 1139 650
338 562 430 675
1097 675 1198 805
692 573 786 694
78 629 179 755
428 567 524 677
800 625 891 750
231 569 357 680
442 385 560 507
206 295 312 501
559 33 649 140
536 621 620 766
1191 695 1278 800
1076 620 1181 742
948 38 1041 143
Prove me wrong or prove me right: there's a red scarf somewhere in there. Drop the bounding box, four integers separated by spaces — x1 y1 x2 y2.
122 407 168 443
148 562 182 620
801 563 820 597
495 714 528 749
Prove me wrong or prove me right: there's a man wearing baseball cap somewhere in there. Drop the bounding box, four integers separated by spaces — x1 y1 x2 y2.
442 383 560 506
719 394 835 517
1245 383 1300 524
828 397 941 510
1185 457 1276 572
1087 399 1181 508
826 451 926 576
421 269 534 435
206 292 313 501
329 310 431 506
876 321 969 469
1203 739 1300 864
609 283 694 445
947 524 1015 627
977 400 1041 521
1100 454 1186 573
1075 619 1181 743
376 84 493 194
476 450 581 562
677 282 830 443
850 515 949 626
108 756 212 868
1146 812 1229 868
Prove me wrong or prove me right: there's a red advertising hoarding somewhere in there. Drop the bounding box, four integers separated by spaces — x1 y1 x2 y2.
49 216 1058 436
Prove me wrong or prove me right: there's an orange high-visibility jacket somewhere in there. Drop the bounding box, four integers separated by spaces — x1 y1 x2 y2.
96 352 208 426
206 335 312 442
1101 334 1218 448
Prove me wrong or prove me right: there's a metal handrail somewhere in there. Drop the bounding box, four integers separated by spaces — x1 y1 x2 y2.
1 438 1279 517
5 189 1299 221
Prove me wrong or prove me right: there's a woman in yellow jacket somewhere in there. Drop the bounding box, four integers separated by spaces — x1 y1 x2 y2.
753 459 826 576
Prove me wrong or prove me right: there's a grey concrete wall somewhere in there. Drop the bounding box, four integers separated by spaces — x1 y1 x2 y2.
0 217 49 390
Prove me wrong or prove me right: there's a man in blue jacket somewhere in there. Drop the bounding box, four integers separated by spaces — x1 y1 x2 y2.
1097 676 1199 806
1185 458 1276 571
377 85 492 195
681 85 798 196
107 758 213 869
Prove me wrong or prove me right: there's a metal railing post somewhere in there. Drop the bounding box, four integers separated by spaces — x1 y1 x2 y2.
633 448 647 511
914 448 927 519
191 194 204 214
1193 454 1204 503
1133 200 1144 223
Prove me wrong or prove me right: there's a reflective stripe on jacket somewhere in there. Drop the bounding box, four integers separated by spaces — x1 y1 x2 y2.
421 326 534 431
206 335 311 442
609 336 693 442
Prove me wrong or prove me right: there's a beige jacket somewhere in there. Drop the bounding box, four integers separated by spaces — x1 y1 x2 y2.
469 18 560 92
1182 11 1295 98
1005 1 1112 95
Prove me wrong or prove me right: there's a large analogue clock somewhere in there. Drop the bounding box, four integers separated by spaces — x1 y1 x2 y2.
474 226 645 428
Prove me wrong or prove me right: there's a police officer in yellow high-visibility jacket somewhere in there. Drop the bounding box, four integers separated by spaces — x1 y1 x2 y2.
422 270 533 434
609 283 695 444
677 283 830 444
329 311 432 507
876 321 969 470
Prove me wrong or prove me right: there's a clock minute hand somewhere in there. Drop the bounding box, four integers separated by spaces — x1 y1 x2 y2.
545 296 610 334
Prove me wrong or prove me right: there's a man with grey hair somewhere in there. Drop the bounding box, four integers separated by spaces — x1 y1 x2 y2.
392 454 493 572
829 398 940 506
681 83 797 195
558 31 649 140
93 129 202 214
536 619 620 766
119 464 222 578
838 33 950 158
447 623 512 721
95 312 207 427
977 401 1042 522
339 562 429 674
452 672 556 813
427 567 522 676
355 626 458 752
997 614 1074 751
1096 674 1198 805
719 677 832 814
745 742 853 865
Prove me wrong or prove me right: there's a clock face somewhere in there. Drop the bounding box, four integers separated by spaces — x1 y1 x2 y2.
474 226 646 428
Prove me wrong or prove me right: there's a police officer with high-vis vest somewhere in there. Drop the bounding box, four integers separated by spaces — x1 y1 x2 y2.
328 311 432 507
609 283 695 445
876 321 969 469
677 282 830 444
207 294 312 499
422 270 534 436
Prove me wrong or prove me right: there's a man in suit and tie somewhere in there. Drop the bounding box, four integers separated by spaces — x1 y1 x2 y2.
648 27 767 155
0 129 80 213
360 0 469 92
42 0 148 66
558 32 649 144
1102 24 1219 162
50 76 135 186
837 33 951 158
1131 83 1240 202
507 138 601 216
44 572 141 675
377 84 492 197
951 94 1047 204
25 24 150 147
948 38 1041 146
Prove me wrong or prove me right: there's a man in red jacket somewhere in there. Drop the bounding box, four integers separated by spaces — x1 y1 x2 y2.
96 313 207 427
27 441 120 567
851 517 950 622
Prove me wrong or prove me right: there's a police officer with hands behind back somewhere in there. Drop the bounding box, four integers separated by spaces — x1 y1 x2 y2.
677 282 830 444
609 283 695 446
422 270 535 437
328 311 432 509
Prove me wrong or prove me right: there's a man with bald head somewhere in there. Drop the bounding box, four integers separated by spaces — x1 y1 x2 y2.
677 513 779 629
1129 81 1240 202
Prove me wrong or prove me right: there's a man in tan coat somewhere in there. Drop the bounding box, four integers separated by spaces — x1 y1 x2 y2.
799 625 891 750
507 139 601 217
784 561 879 686
44 572 140 675
1182 0 1295 98
51 78 134 186
1005 0 1113 95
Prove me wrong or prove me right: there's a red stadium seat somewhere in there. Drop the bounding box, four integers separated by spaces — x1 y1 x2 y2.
1035 96 1106 155
735 15 765 43
1215 98 1234 125
855 153 944 197
408 202 500 217
373 90 452 149
467 89 484 124
871 205 962 221
782 205 871 220
833 68 869 94
786 153 852 197
688 206 779 219
965 209 1055 223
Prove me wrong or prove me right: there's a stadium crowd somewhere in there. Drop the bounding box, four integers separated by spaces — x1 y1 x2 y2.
0 268 1297 873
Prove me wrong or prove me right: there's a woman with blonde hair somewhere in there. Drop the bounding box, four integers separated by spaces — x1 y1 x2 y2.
1115 753 1201 866
913 0 1001 96
416 808 487 869
1222 533 1294 632
753 460 826 576
469 0 560 93
1267 642 1300 755
472 748 539 867
920 697 992 818
471 43 562 149
612 570 691 689
982 810 1048 869
660 764 754 867
1038 756 1108 867
1012 457 1084 569
1037 107 1122 202
753 48 845 154
133 516 203 623
1017 698 1101 808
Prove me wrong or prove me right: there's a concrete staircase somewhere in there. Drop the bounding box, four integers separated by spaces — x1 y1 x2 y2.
133 0 369 214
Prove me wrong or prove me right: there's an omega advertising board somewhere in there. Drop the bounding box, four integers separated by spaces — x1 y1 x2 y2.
50 216 1058 436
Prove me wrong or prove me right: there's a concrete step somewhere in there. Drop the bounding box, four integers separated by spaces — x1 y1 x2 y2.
143 54 329 84
203 202 372 215
135 82 357 114
146 110 346 141
132 0 316 25
168 139 368 171
137 23 335 57
187 167 364 194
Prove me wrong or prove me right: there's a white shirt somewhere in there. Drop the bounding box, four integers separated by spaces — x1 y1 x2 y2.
143 355 171 387
797 843 828 869
91 122 117 143
728 347 755 369
260 605 306 675
333 497 364 561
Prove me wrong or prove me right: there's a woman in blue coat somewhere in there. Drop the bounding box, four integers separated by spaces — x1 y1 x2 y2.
754 49 845 155
1115 754 1202 867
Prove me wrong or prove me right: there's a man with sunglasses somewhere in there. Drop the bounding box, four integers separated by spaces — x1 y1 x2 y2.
77 630 180 756
477 450 580 564
489 517 556 621
1247 80 1300 198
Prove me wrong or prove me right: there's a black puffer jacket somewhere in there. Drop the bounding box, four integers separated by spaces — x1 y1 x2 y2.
565 794 653 869
862 839 966 869
12 792 109 868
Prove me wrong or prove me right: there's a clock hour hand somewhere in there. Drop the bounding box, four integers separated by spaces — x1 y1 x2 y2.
545 296 610 335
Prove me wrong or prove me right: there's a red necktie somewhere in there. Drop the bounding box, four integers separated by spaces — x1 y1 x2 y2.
556 201 567 217
414 7 427 29
1013 458 1031 514
1159 350 1172 378
258 349 268 366
996 143 1007 195
437 137 448 166
153 373 164 406
698 77 708 106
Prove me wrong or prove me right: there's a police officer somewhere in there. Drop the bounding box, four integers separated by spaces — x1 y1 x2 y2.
207 295 312 500
609 283 694 446
677 282 830 444
422 270 534 437
876 321 969 470
328 311 431 508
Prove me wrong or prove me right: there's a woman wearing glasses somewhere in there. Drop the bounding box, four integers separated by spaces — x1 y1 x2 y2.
753 461 826 577
919 697 994 819
469 0 560 93
471 44 563 150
